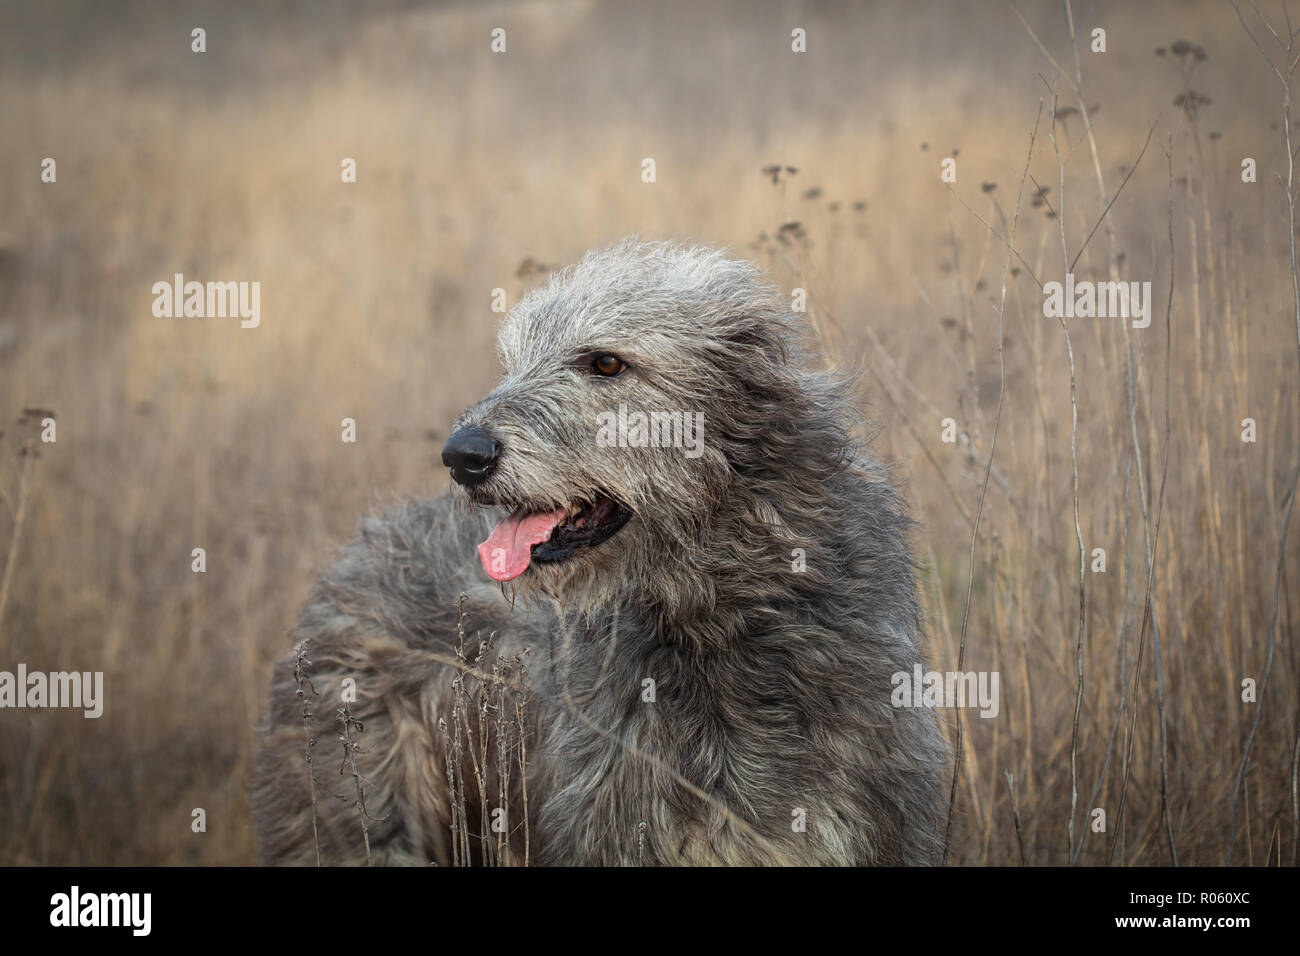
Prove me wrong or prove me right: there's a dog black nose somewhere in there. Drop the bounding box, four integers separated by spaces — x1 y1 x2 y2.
441 426 501 487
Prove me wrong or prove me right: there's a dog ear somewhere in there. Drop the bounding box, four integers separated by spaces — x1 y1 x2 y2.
712 306 795 373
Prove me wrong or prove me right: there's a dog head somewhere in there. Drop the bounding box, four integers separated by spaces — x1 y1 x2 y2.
443 238 837 610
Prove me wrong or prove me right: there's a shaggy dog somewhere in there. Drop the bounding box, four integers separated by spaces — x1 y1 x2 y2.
252 240 949 865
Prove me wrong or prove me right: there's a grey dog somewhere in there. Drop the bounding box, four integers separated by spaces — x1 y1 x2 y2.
252 239 949 865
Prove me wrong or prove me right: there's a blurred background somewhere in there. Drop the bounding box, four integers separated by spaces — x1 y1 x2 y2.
0 0 1297 865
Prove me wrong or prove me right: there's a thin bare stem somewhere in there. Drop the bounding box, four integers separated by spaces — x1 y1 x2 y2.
1004 769 1029 865
943 103 1043 863
1226 0 1300 866
292 640 322 866
0 448 33 640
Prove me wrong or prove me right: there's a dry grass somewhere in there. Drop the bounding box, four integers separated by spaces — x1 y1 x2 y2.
0 0 1297 865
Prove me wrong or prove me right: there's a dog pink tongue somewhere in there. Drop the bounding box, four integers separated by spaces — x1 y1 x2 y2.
477 508 567 582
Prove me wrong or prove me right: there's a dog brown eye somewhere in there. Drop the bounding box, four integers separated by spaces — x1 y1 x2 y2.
592 355 626 377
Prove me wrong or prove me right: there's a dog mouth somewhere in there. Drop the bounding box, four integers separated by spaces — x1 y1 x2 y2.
476 495 634 583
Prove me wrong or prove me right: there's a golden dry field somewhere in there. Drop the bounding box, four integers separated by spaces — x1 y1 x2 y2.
0 0 1298 865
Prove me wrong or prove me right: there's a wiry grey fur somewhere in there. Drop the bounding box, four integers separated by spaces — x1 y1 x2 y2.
252 239 949 865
